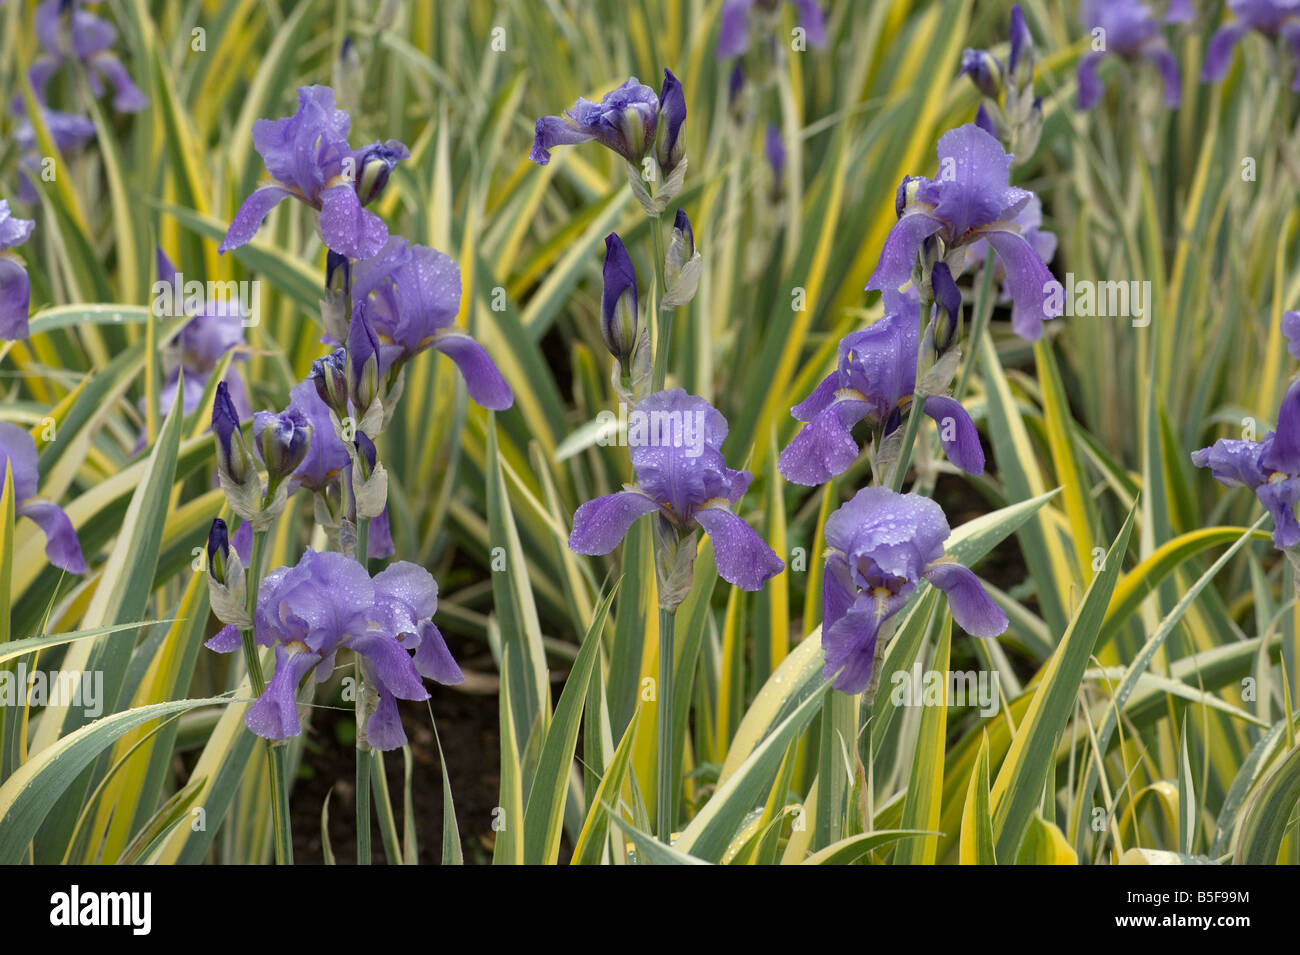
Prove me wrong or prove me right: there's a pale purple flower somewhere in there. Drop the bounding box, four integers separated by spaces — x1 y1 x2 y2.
205 549 462 749
569 389 784 590
821 488 1007 693
1202 1 1300 88
1077 0 1182 109
1283 310 1300 359
1193 377 1300 549
149 250 250 422
867 124 1061 338
0 201 36 340
0 422 86 574
717 0 827 59
530 76 661 166
32 0 147 113
348 237 513 410
220 86 408 260
778 287 985 486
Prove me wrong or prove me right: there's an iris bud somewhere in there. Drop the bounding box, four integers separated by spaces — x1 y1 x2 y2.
600 233 639 368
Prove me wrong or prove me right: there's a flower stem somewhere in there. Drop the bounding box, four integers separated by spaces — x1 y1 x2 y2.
888 295 934 492
239 527 294 864
355 654 372 865
955 262 996 401
650 214 671 392
656 605 676 843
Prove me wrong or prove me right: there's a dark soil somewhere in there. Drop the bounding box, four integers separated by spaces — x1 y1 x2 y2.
290 632 501 865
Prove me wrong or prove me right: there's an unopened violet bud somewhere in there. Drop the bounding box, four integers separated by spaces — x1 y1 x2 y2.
348 306 382 419
355 430 378 481
961 48 1003 99
353 139 410 207
1008 5 1034 85
931 262 961 356
212 381 251 484
663 209 702 309
311 348 350 417
655 69 687 175
254 407 312 483
765 124 786 182
322 250 352 343
601 233 639 367
207 518 231 586
729 64 745 106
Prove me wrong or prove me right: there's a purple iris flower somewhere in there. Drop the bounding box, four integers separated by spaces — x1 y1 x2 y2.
569 389 785 590
205 549 462 749
1283 310 1300 359
149 250 251 421
1077 0 1183 109
529 77 660 166
867 123 1061 338
0 422 87 574
279 380 350 493
219 86 409 260
821 488 1007 694
1202 1 1300 88
964 195 1058 338
778 287 985 486
0 201 36 340
348 237 513 410
1192 378 1300 549
32 0 147 113
717 0 827 59
13 108 96 203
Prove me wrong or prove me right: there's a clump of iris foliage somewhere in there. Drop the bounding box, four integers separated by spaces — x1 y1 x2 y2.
0 0 1298 867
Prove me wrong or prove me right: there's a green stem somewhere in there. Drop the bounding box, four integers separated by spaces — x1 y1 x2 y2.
356 721 372 864
955 262 996 401
650 214 671 392
888 296 933 492
239 527 294 865
656 606 676 843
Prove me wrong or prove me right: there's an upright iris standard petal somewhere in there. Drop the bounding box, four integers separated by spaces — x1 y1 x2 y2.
0 422 87 574
346 238 514 410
